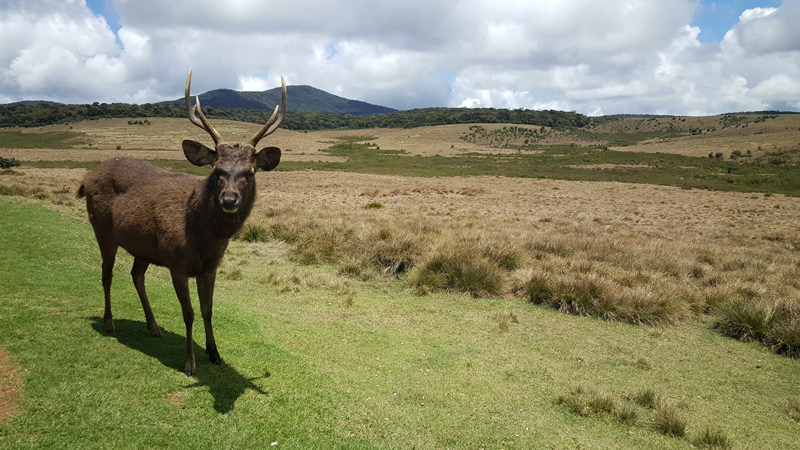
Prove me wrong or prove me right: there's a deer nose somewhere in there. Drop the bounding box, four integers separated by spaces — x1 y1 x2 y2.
220 192 240 213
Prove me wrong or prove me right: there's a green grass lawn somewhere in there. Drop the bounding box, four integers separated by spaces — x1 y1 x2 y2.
0 197 798 449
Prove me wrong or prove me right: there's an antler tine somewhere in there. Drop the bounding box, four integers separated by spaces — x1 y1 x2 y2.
248 74 286 147
185 69 224 145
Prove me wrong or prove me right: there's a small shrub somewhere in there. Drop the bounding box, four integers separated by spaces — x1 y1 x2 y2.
652 407 686 437
365 202 383 209
0 157 21 169
694 427 732 449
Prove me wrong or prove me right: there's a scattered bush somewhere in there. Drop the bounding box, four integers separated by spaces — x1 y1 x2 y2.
0 157 21 169
364 202 383 209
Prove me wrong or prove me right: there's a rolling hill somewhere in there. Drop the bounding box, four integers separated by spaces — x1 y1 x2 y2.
161 85 396 116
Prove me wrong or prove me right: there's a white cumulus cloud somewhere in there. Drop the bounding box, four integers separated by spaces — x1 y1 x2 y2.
0 0 798 115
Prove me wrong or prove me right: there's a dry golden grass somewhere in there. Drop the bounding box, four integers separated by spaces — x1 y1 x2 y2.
239 170 800 326
2 116 799 352
593 114 800 158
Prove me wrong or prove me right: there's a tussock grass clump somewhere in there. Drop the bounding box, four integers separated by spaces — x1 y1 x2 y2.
652 407 687 437
631 388 663 409
410 248 503 297
562 385 736 446
236 224 270 243
373 234 419 275
558 386 616 417
694 427 733 449
478 239 522 270
515 271 691 325
713 300 800 357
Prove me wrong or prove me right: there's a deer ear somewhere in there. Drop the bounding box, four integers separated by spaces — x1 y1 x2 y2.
182 140 217 167
255 146 281 172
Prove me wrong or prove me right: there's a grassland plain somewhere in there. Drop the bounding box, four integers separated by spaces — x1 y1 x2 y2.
0 196 799 449
1 114 800 447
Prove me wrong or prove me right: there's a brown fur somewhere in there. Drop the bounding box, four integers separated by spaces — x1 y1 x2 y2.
78 142 280 376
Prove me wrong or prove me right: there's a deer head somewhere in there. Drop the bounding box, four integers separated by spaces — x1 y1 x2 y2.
182 69 284 213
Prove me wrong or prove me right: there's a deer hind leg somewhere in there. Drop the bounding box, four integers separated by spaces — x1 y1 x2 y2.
197 269 224 366
131 258 161 337
100 241 118 334
171 272 196 376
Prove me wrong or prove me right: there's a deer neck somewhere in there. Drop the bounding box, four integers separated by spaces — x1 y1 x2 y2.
188 176 255 241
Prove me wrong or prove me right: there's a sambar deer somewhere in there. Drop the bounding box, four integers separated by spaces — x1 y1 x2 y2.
78 70 285 376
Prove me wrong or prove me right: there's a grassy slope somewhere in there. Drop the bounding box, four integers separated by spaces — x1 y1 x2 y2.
0 198 798 449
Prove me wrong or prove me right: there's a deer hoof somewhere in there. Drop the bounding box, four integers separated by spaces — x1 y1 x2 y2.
149 325 162 338
104 317 115 335
206 347 224 365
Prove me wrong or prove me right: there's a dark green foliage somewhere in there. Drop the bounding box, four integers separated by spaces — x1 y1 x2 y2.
0 101 588 130
364 202 383 209
0 157 21 169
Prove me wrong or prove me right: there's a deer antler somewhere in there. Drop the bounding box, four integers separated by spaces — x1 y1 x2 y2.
185 69 224 145
248 75 286 148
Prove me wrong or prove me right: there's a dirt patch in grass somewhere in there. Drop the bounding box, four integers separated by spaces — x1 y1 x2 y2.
0 348 22 424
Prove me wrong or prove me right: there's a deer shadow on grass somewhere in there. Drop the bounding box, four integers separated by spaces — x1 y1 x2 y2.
90 317 269 414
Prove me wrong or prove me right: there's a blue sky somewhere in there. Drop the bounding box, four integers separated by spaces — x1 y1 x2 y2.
692 0 783 42
3 0 799 115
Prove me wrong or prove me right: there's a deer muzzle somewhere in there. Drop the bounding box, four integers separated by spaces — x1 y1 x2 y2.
220 191 240 213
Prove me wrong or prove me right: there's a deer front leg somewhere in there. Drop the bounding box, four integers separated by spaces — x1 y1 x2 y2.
171 272 196 376
197 269 224 366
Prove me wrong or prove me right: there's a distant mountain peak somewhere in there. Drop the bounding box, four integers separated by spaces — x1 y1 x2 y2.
162 85 396 116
